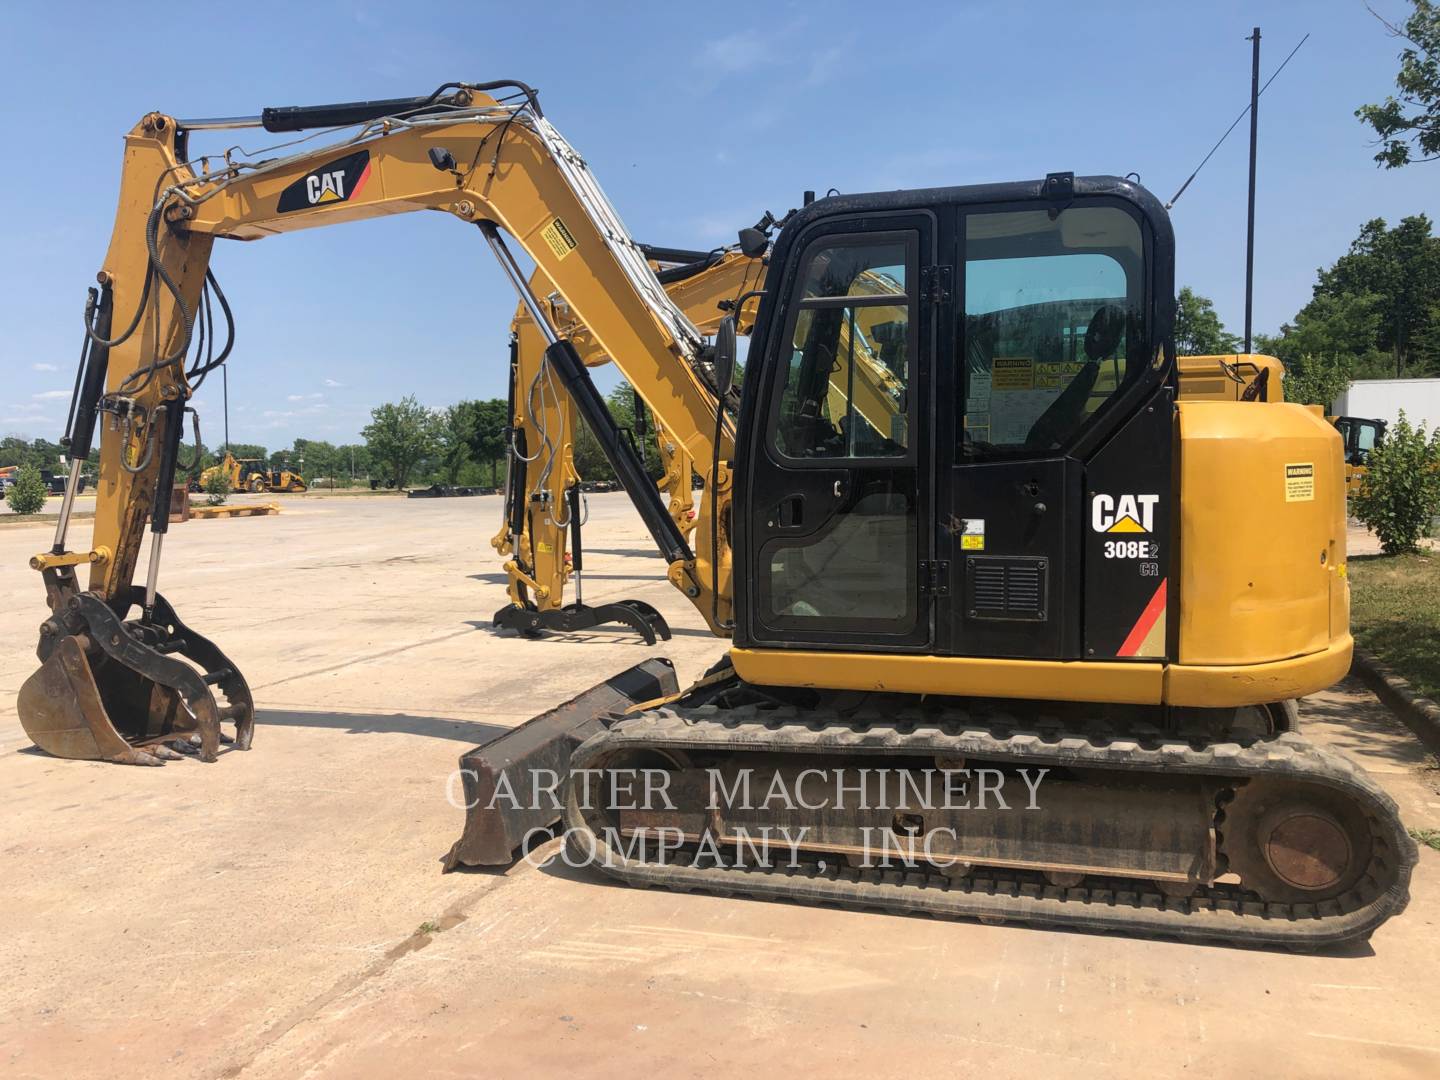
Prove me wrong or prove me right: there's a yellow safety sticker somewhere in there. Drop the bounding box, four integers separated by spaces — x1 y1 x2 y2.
960 518 985 551
992 357 1033 391
1284 462 1315 502
540 217 579 261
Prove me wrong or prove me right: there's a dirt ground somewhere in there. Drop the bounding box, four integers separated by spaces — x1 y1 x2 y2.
2 493 1439 1079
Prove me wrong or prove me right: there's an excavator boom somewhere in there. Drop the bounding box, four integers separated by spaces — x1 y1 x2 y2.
20 82 737 767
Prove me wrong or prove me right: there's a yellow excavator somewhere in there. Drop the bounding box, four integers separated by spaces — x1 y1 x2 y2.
18 82 1413 949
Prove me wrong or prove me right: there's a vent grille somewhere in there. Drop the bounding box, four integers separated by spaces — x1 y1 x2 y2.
966 557 1048 621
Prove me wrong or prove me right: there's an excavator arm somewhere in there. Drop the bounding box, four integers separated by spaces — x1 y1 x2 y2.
492 246 767 639
21 82 737 765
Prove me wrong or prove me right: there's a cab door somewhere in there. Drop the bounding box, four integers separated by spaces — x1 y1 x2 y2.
744 215 934 650
946 200 1163 660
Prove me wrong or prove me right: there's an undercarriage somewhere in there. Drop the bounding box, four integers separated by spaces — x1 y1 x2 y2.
454 668 1416 950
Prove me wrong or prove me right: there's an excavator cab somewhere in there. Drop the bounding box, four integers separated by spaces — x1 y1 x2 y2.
736 178 1163 661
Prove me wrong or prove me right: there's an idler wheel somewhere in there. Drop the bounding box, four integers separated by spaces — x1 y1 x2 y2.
1225 781 1371 904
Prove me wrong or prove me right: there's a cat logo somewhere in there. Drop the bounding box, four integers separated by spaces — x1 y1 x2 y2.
277 150 372 213
1092 493 1159 534
307 170 348 203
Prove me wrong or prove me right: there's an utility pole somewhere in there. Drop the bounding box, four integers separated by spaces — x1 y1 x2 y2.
1243 26 1261 354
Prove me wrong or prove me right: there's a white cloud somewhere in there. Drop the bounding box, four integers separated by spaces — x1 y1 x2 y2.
287 392 324 401
32 389 70 400
31 362 57 372
700 30 771 74
323 378 345 388
804 41 852 87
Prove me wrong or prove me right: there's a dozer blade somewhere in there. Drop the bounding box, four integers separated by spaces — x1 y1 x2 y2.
17 588 255 767
443 658 678 869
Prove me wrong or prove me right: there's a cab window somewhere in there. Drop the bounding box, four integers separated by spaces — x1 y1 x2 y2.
774 235 915 459
961 207 1144 456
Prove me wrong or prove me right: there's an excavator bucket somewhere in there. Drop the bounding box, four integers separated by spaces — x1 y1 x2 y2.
17 587 255 767
17 635 164 765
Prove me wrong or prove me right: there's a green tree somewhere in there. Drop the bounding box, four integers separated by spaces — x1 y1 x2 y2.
459 399 510 485
362 395 437 490
1174 287 1240 355
5 466 48 515
1352 411 1440 554
335 443 372 485
1266 216 1440 377
1314 216 1440 375
1 436 65 471
202 467 231 506
224 443 269 463
1357 1 1440 168
1270 292 1385 367
570 383 665 484
571 418 614 482
286 438 341 483
1281 353 1355 409
435 403 475 485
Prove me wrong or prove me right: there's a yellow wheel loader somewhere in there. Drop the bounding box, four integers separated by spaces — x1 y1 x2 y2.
18 82 1414 949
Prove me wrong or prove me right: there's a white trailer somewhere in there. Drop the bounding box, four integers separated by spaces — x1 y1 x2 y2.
1332 378 1440 431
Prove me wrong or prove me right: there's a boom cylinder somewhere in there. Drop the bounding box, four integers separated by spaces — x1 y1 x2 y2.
479 221 693 566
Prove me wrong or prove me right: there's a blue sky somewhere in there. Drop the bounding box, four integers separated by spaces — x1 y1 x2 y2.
2 0 1435 449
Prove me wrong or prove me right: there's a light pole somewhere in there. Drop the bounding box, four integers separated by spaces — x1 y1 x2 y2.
1243 26 1260 355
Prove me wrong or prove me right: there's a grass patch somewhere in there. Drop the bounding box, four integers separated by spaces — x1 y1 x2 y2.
415 920 442 936
1350 552 1440 703
1409 828 1440 852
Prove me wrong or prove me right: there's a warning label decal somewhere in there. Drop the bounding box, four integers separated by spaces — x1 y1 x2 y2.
540 217 579 261
992 357 1033 391
1284 462 1315 502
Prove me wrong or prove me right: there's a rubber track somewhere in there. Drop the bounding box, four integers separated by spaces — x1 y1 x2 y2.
564 704 1417 949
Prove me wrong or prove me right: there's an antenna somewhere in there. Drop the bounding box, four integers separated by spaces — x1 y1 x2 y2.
1164 32 1309 211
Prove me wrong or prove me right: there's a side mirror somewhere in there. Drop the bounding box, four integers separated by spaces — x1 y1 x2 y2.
713 315 738 394
737 227 768 259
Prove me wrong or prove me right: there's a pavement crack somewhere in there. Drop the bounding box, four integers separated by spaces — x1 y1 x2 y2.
250 627 481 692
214 883 499 1078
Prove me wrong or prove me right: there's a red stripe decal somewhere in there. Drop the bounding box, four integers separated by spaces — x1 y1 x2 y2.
351 160 372 199
1116 578 1167 657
